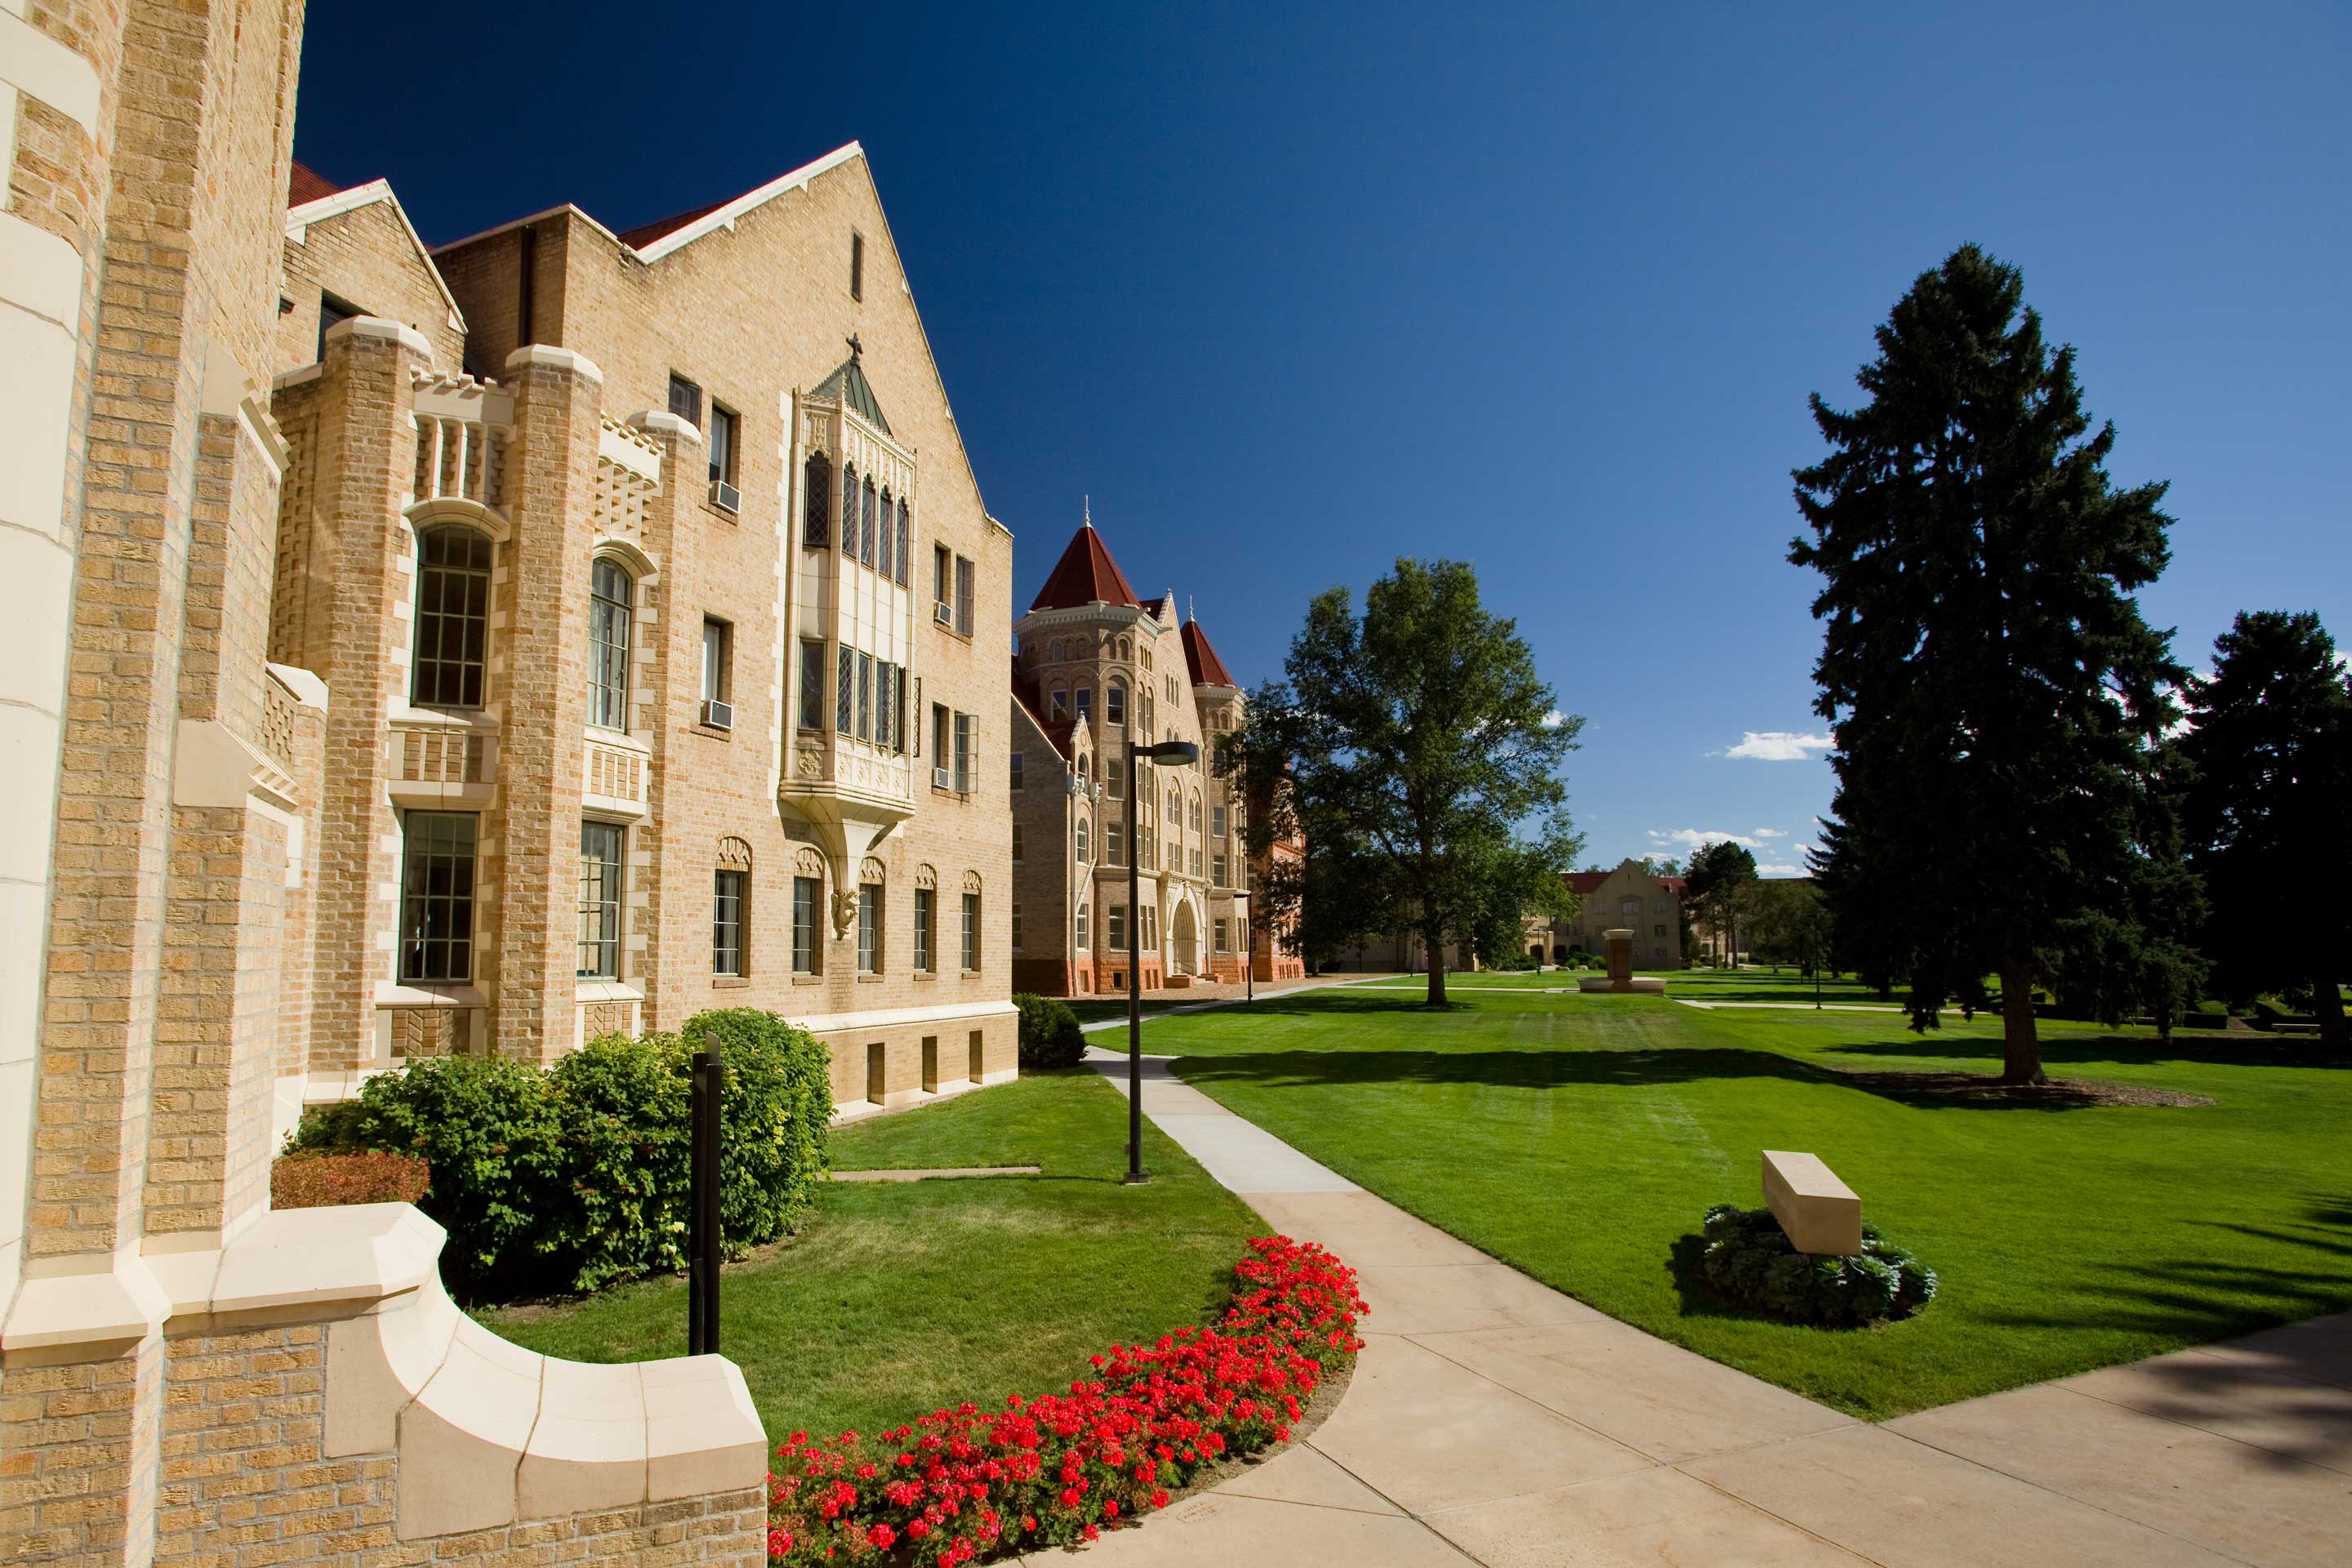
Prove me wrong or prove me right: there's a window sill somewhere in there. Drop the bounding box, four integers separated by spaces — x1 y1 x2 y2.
855 973 884 984
791 974 825 987
693 724 733 742
911 971 936 982
711 976 751 989
704 500 739 523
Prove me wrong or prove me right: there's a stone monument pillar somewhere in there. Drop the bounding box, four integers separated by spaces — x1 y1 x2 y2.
1605 928 1634 987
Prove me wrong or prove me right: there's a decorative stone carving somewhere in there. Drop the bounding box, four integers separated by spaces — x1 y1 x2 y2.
718 835 753 867
914 863 938 890
859 856 886 885
831 888 858 938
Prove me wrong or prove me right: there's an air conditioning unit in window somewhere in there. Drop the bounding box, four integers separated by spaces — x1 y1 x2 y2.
702 699 733 730
933 764 952 790
933 601 954 626
708 479 741 514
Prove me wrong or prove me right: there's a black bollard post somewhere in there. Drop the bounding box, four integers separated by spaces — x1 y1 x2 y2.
688 1040 709 1355
697 1033 724 1353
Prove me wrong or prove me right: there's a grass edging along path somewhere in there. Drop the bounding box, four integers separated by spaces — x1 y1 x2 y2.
478 1069 1266 1443
1141 981 2352 1420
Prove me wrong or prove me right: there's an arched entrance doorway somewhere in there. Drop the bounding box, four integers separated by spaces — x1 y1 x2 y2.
1171 900 1199 977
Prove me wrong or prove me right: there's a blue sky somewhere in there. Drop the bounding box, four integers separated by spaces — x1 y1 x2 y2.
293 3 2349 875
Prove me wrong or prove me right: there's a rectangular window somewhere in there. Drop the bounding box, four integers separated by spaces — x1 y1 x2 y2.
955 555 975 637
931 704 950 785
877 495 894 581
1107 684 1125 726
838 645 854 734
1049 690 1067 720
859 483 876 568
1107 822 1124 866
1192 848 1202 876
953 711 973 794
1213 853 1228 887
792 875 819 974
1107 904 1126 951
960 891 980 970
713 869 746 976
894 666 910 751
702 617 732 706
317 293 359 363
399 812 477 982
1011 901 1024 951
1212 805 1227 839
800 639 825 730
588 559 633 730
1074 688 1092 724
577 822 624 979
708 404 737 488
1214 917 1229 955
856 650 873 742
668 373 702 429
1012 823 1024 862
895 501 911 587
933 544 951 617
1107 760 1124 800
1076 902 1089 949
850 229 864 300
858 882 880 973
914 887 934 971
412 526 490 708
1009 751 1025 791
876 660 896 751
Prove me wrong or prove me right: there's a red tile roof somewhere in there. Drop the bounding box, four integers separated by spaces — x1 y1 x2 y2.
616 198 728 251
1566 871 1611 895
1181 620 1236 688
1011 663 1075 760
288 161 342 207
1030 524 1140 612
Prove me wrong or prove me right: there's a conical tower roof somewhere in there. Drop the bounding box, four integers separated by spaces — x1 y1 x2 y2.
1030 518 1140 612
1181 617 1237 688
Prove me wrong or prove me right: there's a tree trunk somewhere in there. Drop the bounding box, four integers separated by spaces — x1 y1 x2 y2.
2314 973 2347 1055
1424 923 1448 1007
1998 954 2044 1085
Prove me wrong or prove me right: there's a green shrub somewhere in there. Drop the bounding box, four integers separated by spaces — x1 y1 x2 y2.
1014 992 1088 1069
1697 1204 1936 1326
289 1053 564 1292
290 1011 833 1299
679 1008 835 1252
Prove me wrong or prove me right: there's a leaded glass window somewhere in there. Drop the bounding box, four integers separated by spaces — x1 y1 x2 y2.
587 558 633 729
837 644 853 733
877 490 894 580
577 821 624 978
803 452 831 547
412 526 490 707
895 500 911 586
840 464 858 557
861 479 877 567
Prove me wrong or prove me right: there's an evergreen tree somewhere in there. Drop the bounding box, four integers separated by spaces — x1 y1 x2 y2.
1243 559 1580 1004
1790 243 2193 1083
2176 611 2352 1051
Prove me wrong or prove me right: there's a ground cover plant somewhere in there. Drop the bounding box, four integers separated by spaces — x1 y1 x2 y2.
764 1234 1365 1566
1697 1205 1936 1325
1140 985 2352 1418
481 1069 1267 1442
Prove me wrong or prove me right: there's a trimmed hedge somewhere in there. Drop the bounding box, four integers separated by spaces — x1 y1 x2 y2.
288 1009 832 1298
271 1150 430 1209
1698 1204 1937 1326
1013 992 1087 1070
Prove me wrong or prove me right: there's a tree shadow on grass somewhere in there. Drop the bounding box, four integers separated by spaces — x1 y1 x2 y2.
1173 1045 2138 1111
1816 1034 2346 1072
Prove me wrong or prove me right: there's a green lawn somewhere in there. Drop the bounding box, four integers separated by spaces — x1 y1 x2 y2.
478 1070 1263 1441
1141 987 2352 1419
1064 997 1200 1025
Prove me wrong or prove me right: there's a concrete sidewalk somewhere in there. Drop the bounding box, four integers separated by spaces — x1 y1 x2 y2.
1064 1047 2352 1566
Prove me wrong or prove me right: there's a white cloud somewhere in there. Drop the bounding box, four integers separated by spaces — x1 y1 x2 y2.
1753 827 1786 838
1757 862 1803 876
1721 731 1834 762
1541 709 1566 728
1648 827 1771 852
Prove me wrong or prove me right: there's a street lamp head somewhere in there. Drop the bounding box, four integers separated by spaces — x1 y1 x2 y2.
1144 741 1200 767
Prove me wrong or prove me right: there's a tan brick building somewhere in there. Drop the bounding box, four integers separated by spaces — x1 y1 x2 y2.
1555 859 1688 969
0 2 1014 1557
1009 519 1288 992
270 145 1016 1115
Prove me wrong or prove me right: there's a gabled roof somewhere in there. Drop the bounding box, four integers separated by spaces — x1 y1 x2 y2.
810 347 891 435
289 160 341 206
1566 865 1686 898
1012 663 1075 760
1181 619 1237 688
1030 524 1140 612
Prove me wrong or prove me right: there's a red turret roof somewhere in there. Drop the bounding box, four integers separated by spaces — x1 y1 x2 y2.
1030 524 1140 612
1182 619 1236 688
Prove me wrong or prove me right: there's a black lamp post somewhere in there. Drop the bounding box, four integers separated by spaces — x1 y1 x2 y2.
1125 737 1199 1185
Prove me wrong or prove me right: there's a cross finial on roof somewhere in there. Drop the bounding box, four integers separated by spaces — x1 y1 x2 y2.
846 332 863 359
1083 493 1091 528
1187 595 1196 623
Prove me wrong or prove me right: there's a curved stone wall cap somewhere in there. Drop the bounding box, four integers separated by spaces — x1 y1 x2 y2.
326 315 434 360
627 409 704 443
505 344 606 384
266 661 330 711
520 1359 651 1520
207 1203 445 1316
1 1257 172 1350
644 1354 769 1499
400 1315 545 1538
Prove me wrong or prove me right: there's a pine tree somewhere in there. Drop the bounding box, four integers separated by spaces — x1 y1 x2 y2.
1791 244 2192 1083
2176 611 2352 1051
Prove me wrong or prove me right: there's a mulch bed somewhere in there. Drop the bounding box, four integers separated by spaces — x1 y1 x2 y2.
1832 1069 2214 1108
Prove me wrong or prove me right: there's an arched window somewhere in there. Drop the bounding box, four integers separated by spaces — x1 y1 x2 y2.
1106 679 1126 726
412 523 491 707
1167 786 1182 821
1076 817 1090 862
1118 636 1131 660
1190 793 1202 831
588 557 634 729
839 463 858 558
803 452 831 547
877 488 895 580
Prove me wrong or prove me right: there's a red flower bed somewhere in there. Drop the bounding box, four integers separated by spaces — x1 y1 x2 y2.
767 1235 1366 1565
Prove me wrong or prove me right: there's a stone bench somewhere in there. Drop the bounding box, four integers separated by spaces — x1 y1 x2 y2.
1762 1149 1862 1256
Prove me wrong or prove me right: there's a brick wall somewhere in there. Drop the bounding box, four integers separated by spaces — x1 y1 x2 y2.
275 197 464 377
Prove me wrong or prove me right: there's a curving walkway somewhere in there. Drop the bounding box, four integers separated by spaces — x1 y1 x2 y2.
1059 1047 2352 1566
